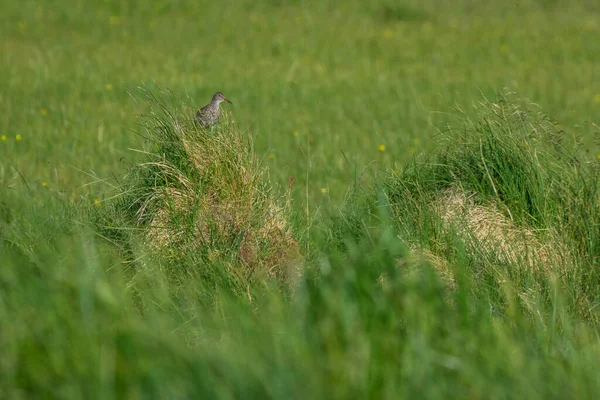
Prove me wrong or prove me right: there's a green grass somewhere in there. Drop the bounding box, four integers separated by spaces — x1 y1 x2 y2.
2 0 600 398
2 0 600 205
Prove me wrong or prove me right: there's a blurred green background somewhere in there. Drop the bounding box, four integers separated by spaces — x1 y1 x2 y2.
2 0 599 208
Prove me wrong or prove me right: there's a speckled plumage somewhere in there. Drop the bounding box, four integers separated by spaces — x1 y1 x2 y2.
196 92 232 128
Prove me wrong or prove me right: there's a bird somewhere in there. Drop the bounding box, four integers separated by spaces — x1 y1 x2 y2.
195 92 233 128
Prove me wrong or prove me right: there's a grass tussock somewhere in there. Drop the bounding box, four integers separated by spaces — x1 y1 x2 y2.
108 88 301 288
434 185 572 271
336 92 600 320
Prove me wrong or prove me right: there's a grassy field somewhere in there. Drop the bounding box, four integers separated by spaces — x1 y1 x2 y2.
2 0 600 398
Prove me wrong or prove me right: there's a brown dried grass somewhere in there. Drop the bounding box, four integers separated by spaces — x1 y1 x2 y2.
139 116 301 284
392 186 574 297
396 245 456 289
433 186 572 272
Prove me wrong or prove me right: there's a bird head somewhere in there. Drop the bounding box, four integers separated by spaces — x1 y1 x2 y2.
213 92 233 105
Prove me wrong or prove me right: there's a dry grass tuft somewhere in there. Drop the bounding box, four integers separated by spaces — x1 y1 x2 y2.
396 245 456 289
137 113 301 284
434 186 572 272
389 186 574 297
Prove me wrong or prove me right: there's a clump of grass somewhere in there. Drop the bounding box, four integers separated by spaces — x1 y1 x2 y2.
99 87 301 294
432 185 572 271
335 92 600 320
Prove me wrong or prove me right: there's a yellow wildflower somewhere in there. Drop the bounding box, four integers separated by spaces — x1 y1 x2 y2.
378 144 386 152
269 153 275 160
321 188 328 194
41 108 48 116
105 83 113 91
293 130 299 137
42 181 48 187
15 134 22 141
93 199 101 206
594 94 600 103
1 135 6 141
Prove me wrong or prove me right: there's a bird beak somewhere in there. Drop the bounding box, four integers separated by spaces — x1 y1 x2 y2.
224 98 233 105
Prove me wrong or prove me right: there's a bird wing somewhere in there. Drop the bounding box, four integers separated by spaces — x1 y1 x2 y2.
196 104 211 126
198 103 211 113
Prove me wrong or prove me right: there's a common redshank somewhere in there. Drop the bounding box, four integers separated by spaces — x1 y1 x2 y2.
196 92 233 128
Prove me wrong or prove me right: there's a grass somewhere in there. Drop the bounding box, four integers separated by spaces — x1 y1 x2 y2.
2 0 600 398
2 0 600 205
334 93 600 319
94 87 301 300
